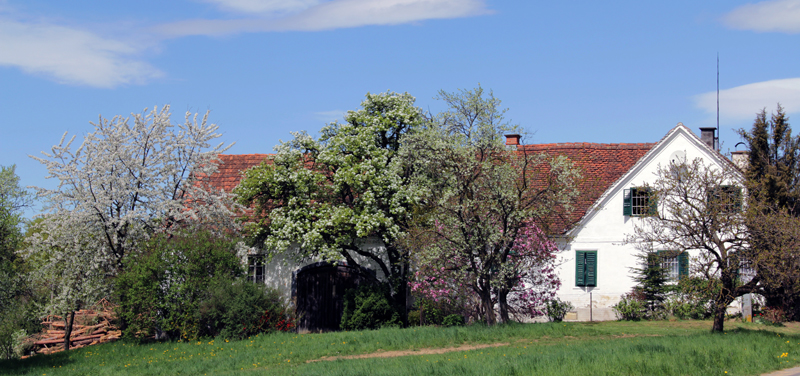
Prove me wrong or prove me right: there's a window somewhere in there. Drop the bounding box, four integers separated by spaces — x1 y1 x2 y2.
708 185 742 213
657 250 688 281
575 251 597 287
623 187 657 216
247 254 266 284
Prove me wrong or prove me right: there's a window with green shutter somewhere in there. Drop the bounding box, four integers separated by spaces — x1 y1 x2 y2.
623 187 656 216
576 251 597 287
657 250 688 281
708 185 742 213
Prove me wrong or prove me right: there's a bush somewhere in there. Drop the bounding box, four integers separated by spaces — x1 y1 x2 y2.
442 314 465 327
544 298 574 322
198 279 294 339
612 293 645 321
663 277 715 320
115 229 244 341
417 299 444 326
755 307 786 326
341 284 401 331
407 310 421 326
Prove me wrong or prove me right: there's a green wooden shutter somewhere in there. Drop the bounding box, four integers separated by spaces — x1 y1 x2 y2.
623 189 632 216
576 251 586 286
733 186 743 212
678 252 689 279
647 188 658 216
585 251 597 286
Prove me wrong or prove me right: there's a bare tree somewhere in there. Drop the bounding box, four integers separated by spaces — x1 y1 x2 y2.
628 158 757 332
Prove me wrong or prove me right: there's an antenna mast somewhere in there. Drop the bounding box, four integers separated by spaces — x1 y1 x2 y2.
716 54 720 151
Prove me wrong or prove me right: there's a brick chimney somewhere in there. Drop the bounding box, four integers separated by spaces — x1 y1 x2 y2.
505 134 521 147
699 127 718 150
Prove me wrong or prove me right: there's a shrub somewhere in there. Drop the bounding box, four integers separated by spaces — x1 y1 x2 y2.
417 299 444 326
544 298 574 322
198 279 294 339
663 277 715 320
612 293 645 321
115 229 243 341
442 314 465 327
755 307 786 326
341 284 401 331
407 310 421 326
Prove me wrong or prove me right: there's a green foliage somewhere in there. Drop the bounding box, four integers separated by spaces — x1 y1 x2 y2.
612 293 645 321
663 277 715 320
631 252 669 318
441 314 465 327
115 229 244 341
544 298 574 322
341 284 401 331
198 279 295 340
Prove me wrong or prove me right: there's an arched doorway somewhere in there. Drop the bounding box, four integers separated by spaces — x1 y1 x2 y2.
294 262 375 332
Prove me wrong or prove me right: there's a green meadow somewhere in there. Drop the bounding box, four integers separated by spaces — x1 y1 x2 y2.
2 320 798 376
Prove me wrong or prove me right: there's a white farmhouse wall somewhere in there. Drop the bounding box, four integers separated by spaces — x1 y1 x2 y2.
554 125 730 321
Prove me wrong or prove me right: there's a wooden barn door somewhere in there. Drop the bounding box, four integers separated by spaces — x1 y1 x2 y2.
295 263 372 332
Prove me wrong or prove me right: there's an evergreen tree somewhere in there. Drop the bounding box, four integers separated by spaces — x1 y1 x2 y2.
631 251 669 319
738 105 800 320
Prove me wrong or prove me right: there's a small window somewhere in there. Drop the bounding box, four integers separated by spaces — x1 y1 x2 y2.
247 254 266 284
576 251 597 287
623 187 657 216
658 250 688 281
708 185 742 213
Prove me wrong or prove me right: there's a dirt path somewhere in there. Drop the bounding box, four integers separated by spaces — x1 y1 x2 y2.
307 342 510 362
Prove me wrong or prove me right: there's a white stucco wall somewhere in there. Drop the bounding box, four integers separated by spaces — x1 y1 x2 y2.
554 126 733 321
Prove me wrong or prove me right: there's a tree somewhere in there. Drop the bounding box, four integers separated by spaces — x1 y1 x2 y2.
402 86 580 325
0 165 33 359
24 105 238 349
630 250 670 318
628 158 757 332
738 105 800 320
235 92 426 323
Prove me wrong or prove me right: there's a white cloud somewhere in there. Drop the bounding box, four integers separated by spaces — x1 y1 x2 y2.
694 78 800 121
0 18 162 88
156 0 491 37
199 0 323 15
314 109 346 122
723 0 800 33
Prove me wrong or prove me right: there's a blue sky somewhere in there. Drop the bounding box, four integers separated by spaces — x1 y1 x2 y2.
3 0 800 215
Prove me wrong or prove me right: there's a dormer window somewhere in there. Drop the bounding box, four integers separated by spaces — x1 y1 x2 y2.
623 187 657 216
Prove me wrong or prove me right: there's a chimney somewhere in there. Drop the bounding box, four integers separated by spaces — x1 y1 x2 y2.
505 134 520 147
699 127 718 150
731 150 749 170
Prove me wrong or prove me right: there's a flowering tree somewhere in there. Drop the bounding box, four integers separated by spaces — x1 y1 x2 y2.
24 105 238 348
402 86 580 325
235 92 426 323
410 222 561 321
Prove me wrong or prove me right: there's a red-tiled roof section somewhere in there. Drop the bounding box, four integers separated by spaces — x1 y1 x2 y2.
519 142 655 232
209 154 273 192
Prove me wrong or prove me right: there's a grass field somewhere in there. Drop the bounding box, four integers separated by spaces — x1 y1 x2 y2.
1 320 798 375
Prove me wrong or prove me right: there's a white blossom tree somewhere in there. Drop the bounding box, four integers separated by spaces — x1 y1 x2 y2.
24 105 239 349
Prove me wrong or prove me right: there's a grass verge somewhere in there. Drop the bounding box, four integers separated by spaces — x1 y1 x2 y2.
1 320 798 375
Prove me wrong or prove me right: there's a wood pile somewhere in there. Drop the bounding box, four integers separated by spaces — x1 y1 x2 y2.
22 298 121 358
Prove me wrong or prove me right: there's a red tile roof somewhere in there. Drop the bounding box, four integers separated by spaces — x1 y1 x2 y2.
519 142 655 232
208 154 273 192
208 143 655 232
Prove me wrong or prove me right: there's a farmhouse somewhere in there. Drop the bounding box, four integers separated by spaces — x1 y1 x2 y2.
207 123 741 324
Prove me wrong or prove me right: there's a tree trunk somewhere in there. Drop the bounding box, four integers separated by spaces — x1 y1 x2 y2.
63 311 76 351
478 288 496 325
497 290 510 324
711 304 726 332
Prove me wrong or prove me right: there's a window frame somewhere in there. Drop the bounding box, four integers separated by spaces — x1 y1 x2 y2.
247 254 266 284
657 250 688 281
707 185 742 213
623 187 657 217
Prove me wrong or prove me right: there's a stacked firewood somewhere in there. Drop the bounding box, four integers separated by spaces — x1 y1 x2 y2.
23 299 121 357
